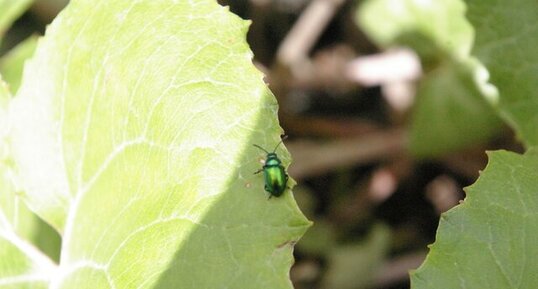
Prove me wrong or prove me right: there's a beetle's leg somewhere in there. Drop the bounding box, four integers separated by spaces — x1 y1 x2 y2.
267 194 272 200
253 168 263 174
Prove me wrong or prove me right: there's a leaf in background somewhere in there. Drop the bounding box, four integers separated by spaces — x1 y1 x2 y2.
8 0 310 288
296 220 336 257
321 225 390 289
0 78 56 289
357 0 502 157
410 59 501 156
358 0 472 61
411 148 538 288
0 0 34 43
0 35 38 94
466 0 538 146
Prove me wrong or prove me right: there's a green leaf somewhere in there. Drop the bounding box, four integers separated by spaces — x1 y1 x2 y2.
0 221 55 289
410 59 501 156
0 42 62 262
321 225 390 289
357 0 501 157
0 78 56 289
0 0 34 43
0 35 38 94
8 0 310 288
466 0 538 146
0 133 61 265
296 220 336 257
358 0 472 61
411 148 538 288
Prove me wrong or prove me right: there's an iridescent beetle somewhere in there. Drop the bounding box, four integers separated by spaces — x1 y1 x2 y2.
253 136 288 199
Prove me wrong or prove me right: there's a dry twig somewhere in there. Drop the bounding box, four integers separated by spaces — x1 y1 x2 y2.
287 129 407 180
277 0 346 67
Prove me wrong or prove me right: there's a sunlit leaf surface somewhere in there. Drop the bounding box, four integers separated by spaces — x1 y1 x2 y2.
7 0 310 288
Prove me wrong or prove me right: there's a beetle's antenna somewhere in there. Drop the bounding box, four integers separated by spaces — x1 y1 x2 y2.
253 144 270 154
272 135 288 153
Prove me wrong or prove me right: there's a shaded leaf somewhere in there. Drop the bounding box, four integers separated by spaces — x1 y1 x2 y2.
466 0 538 146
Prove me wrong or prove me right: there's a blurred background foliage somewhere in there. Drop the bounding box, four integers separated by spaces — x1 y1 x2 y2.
0 0 523 288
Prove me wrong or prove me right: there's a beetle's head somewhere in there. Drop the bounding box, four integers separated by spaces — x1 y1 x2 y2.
266 153 278 159
265 154 281 166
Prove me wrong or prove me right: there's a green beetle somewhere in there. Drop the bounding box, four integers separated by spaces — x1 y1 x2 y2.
253 137 289 199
